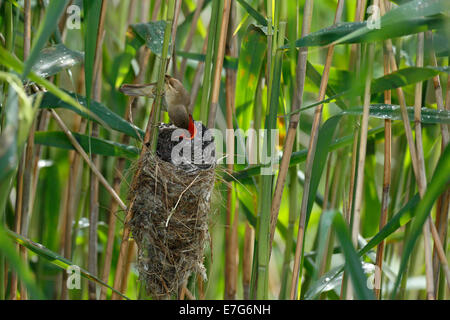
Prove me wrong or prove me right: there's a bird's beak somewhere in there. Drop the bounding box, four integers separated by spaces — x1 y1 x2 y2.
119 82 157 97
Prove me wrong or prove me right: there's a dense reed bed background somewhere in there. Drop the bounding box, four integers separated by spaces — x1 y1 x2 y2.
0 0 449 300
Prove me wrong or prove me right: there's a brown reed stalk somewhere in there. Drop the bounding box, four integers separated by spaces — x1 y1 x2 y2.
344 0 368 228
207 0 231 129
58 0 74 41
87 0 107 300
224 1 237 299
120 240 135 295
270 0 313 250
375 0 436 300
18 124 35 301
170 0 183 76
60 117 87 300
197 274 205 299
99 154 127 300
290 0 344 300
375 53 392 301
348 0 367 71
57 39 87 298
13 0 33 299
188 31 209 114
152 0 162 21
98 114 132 300
428 222 450 291
347 41 375 300
374 0 392 299
318 150 344 285
126 0 136 25
178 0 205 80
412 33 436 299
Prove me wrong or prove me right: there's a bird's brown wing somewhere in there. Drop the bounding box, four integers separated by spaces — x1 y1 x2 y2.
119 83 157 97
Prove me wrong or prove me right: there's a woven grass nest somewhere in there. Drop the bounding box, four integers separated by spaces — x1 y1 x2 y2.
128 122 215 299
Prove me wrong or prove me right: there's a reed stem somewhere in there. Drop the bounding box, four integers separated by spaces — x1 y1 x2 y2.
290 0 344 300
375 1 392 299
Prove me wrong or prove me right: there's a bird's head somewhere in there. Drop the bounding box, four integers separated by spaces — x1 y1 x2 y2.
164 75 190 107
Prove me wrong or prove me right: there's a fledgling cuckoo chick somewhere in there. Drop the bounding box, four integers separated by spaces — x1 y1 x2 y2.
119 75 196 139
